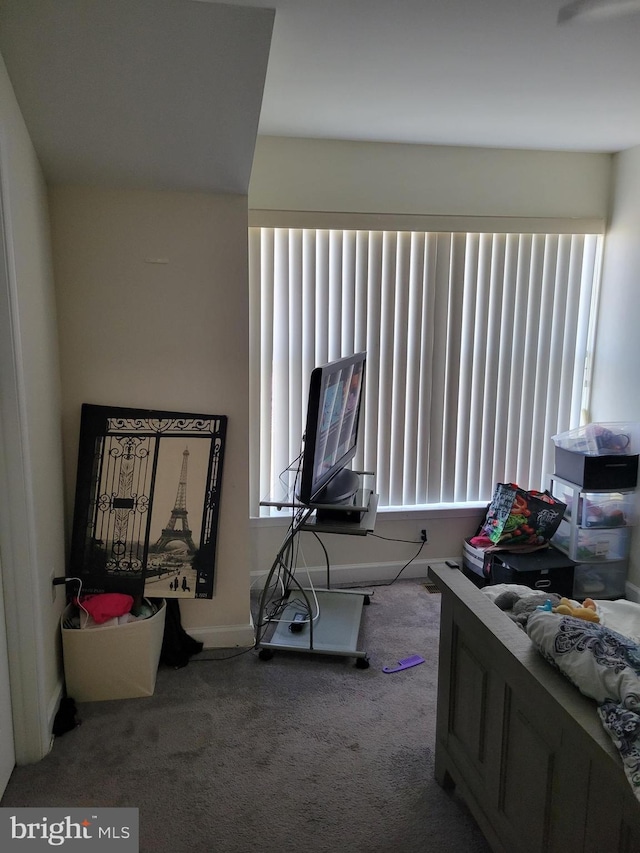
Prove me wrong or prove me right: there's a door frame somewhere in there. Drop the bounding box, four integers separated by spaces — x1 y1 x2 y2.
0 140 50 771
0 551 15 797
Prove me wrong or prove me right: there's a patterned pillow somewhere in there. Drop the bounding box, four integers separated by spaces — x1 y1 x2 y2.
598 701 640 797
526 611 640 710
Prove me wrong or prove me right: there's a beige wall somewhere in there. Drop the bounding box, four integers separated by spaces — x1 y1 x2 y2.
50 186 254 645
0 52 66 762
590 143 640 593
250 507 486 590
250 136 611 219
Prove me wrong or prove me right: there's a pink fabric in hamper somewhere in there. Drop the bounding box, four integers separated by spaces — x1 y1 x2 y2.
77 593 134 624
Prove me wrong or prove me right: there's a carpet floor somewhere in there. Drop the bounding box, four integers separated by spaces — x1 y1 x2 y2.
1 579 491 853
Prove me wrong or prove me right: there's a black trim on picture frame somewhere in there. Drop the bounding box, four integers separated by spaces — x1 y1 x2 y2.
68 404 227 599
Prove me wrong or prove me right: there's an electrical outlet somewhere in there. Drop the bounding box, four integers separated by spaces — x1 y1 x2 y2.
421 529 428 542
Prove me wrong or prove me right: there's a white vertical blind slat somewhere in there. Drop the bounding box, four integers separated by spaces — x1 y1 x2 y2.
491 234 519 489
574 235 600 423
248 228 262 515
258 229 275 503
479 234 505 497
467 234 487 499
341 231 357 355
389 232 411 506
363 233 383 476
540 234 571 485
354 232 369 352
441 233 466 503
375 232 397 506
557 235 585 431
403 232 426 504
352 232 369 473
427 233 451 502
287 231 304 466
328 230 343 360
529 236 559 487
315 231 330 366
516 235 544 485
504 235 531 480
415 234 438 503
272 230 291 489
302 230 317 428
454 234 478 502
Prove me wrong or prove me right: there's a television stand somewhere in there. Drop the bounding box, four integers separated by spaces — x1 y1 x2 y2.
256 472 378 668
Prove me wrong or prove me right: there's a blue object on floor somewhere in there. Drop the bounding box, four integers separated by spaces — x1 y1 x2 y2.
382 654 425 673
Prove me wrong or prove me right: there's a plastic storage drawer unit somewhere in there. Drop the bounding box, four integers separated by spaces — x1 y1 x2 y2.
573 562 627 600
550 476 637 528
554 448 638 490
552 518 631 562
581 492 637 528
552 423 640 489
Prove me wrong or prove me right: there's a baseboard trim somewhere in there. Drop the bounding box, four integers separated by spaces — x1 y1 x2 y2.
189 621 256 650
250 557 457 590
40 679 66 760
193 559 460 648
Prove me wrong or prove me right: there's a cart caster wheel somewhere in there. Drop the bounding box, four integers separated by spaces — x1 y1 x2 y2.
258 648 273 661
363 595 371 605
355 656 370 669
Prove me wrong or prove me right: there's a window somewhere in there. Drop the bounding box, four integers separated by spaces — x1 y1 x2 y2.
249 223 603 515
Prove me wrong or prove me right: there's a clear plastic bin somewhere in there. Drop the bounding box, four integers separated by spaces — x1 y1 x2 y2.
573 562 627 600
552 422 640 456
550 476 637 528
552 518 631 562
581 492 637 528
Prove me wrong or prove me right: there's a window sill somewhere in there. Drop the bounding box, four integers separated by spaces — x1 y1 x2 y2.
250 502 486 527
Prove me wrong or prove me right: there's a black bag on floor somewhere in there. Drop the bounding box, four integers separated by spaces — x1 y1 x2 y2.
159 599 203 668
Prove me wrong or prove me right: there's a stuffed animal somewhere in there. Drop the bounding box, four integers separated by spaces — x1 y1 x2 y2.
493 589 563 629
552 597 600 623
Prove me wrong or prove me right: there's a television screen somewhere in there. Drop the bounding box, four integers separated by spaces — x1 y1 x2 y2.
297 352 366 505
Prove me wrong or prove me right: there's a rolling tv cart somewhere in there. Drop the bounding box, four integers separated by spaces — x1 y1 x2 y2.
255 472 378 668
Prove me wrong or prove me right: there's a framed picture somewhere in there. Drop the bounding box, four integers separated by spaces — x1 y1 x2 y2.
68 404 227 599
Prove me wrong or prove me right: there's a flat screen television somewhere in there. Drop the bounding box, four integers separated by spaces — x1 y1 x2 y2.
297 351 366 506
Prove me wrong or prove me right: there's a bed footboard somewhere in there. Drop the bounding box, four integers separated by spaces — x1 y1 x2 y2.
428 563 640 853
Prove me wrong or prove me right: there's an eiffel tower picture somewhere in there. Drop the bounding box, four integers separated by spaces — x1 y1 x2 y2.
154 446 198 554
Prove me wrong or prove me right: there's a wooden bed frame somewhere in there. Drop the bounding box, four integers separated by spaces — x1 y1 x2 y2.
428 563 640 853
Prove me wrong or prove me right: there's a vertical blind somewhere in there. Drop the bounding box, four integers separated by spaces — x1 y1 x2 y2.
249 226 602 515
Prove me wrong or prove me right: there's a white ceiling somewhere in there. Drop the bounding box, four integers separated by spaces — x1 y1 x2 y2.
226 0 640 153
0 0 274 193
0 0 638 196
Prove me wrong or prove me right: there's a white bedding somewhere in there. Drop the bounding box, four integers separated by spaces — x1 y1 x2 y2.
527 609 640 802
593 599 640 643
481 584 640 802
482 582 640 640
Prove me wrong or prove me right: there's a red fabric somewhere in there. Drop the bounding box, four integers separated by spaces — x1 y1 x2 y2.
469 534 493 549
76 593 134 624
